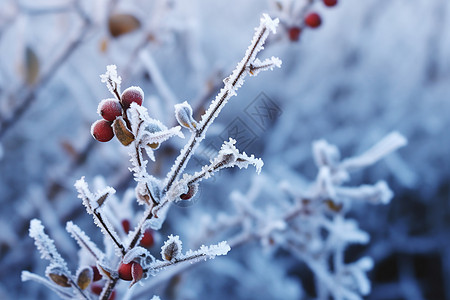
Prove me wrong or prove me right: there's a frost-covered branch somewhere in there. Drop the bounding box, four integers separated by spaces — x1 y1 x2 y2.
75 177 126 256
162 13 281 196
170 138 263 202
147 235 230 274
24 12 282 300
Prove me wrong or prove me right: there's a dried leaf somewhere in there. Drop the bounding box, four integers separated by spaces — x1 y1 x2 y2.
108 14 141 38
48 273 71 287
25 46 39 85
76 267 93 290
113 117 135 146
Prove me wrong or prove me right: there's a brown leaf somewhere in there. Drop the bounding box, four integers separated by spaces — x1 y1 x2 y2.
113 117 135 146
25 46 39 85
48 273 71 287
76 267 93 290
108 14 141 38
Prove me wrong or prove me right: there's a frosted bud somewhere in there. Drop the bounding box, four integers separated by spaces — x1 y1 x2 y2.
146 121 163 149
174 101 197 131
179 183 198 201
161 235 182 261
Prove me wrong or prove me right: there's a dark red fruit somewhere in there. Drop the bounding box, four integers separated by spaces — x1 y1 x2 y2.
98 99 122 122
91 119 114 142
91 284 116 300
140 229 154 248
179 184 197 200
305 12 322 28
288 26 302 41
121 86 144 109
121 219 131 234
91 284 102 295
118 261 143 282
91 266 102 281
323 0 338 7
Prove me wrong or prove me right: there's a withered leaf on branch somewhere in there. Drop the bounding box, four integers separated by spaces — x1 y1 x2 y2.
113 117 135 146
76 267 93 290
108 14 141 38
48 273 71 288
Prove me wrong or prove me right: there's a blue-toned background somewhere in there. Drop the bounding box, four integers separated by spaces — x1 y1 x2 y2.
0 0 449 299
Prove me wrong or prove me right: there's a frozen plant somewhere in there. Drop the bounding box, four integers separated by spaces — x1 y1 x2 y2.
269 0 339 42
195 132 407 300
22 14 281 300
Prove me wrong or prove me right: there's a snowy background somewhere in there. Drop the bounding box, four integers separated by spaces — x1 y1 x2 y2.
0 0 449 299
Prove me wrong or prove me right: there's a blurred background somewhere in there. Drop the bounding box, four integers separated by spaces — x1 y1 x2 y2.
0 0 449 299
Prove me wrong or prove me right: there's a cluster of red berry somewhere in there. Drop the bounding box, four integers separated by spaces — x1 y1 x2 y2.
91 86 144 142
288 0 338 42
117 219 154 285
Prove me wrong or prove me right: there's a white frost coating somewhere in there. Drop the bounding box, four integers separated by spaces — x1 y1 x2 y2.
75 177 123 256
127 103 183 165
123 246 150 264
183 241 231 260
147 240 231 275
150 296 161 300
29 219 69 272
334 181 393 205
324 217 370 245
100 64 122 96
66 221 103 261
313 139 341 169
122 86 144 101
170 138 263 202
260 13 279 34
351 257 374 295
250 56 283 76
341 131 407 171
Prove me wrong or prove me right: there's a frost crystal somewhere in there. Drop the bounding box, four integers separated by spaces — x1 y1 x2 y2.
66 221 103 261
260 13 279 34
28 219 69 272
100 64 122 96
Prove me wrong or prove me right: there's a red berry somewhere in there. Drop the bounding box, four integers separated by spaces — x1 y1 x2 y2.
91 119 114 142
140 229 154 248
323 0 338 7
91 283 103 295
121 219 131 234
98 99 122 122
121 86 144 109
305 12 322 28
288 26 302 41
91 266 102 281
109 290 116 300
91 284 116 300
118 261 143 282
